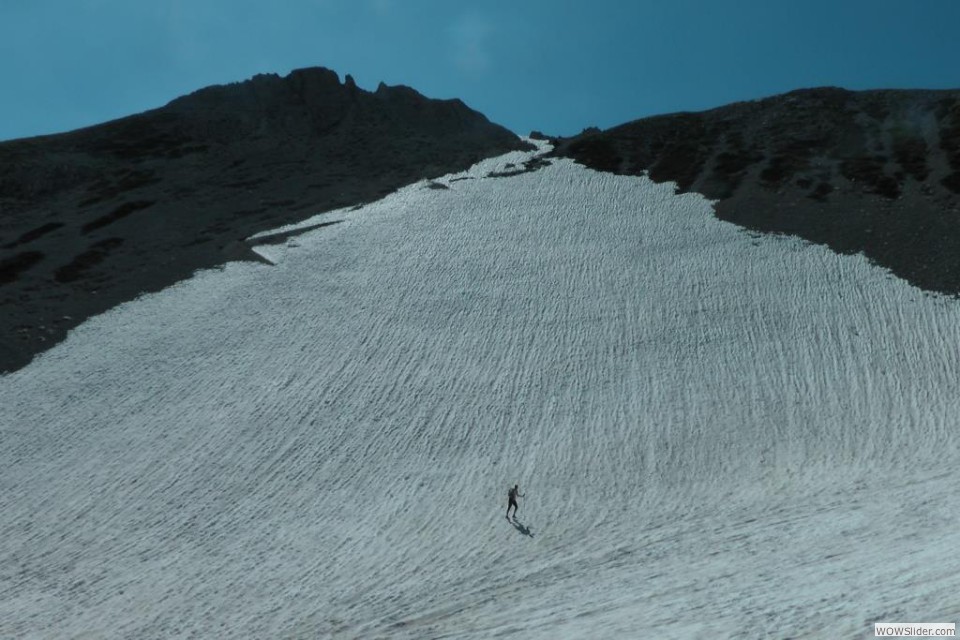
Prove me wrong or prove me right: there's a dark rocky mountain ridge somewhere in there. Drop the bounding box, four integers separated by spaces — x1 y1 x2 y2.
554 87 960 297
0 67 529 373
4 78 960 375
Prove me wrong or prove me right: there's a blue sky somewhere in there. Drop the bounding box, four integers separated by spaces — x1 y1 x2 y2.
2 0 959 141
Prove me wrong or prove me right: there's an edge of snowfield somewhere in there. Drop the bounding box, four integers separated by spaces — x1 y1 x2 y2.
3 139 960 639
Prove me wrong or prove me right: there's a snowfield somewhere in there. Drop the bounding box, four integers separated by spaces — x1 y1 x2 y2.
3 141 960 639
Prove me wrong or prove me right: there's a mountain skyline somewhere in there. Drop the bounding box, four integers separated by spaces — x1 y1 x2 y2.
2 0 959 142
5 5 960 636
4 15 960 627
3 67 959 375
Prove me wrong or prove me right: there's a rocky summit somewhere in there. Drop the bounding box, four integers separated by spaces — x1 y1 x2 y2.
0 67 529 373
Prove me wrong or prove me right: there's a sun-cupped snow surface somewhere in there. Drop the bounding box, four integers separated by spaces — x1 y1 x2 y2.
3 140 960 639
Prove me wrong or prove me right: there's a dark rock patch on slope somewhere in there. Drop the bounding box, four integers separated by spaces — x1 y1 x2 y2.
485 156 553 178
553 88 960 296
0 67 530 373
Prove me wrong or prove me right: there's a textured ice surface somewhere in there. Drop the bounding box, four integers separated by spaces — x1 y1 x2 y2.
3 141 960 638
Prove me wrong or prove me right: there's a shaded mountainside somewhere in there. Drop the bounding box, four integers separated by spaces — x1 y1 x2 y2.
0 67 529 373
554 87 960 296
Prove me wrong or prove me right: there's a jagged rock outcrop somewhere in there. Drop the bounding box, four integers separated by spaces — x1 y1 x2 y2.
0 67 529 373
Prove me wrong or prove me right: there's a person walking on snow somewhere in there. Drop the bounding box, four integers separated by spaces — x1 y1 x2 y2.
507 484 524 519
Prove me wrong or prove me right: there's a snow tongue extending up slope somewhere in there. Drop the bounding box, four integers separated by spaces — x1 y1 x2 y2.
3 141 960 638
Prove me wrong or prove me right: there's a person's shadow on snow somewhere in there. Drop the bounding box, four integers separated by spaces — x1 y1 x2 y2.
508 517 534 538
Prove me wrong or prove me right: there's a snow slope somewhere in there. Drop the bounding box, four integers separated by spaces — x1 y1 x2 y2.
3 141 960 638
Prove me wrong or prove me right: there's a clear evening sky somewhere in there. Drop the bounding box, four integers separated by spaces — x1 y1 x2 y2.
2 0 959 142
